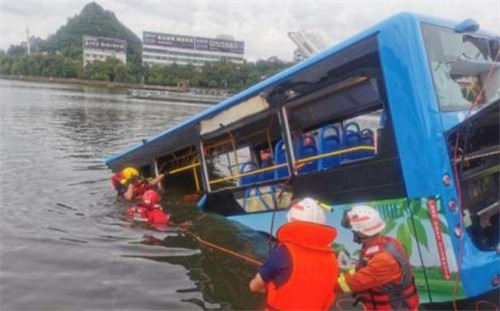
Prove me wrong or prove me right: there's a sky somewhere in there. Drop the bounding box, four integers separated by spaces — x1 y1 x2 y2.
0 0 499 61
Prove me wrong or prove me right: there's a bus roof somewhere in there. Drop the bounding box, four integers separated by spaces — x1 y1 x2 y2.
104 12 483 171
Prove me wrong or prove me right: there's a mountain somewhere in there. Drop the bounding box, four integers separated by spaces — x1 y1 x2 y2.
42 2 142 63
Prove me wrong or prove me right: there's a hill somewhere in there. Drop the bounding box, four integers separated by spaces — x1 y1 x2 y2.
42 2 142 63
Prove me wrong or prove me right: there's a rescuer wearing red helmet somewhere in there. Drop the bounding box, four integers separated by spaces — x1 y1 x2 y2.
337 205 419 311
111 167 165 201
127 190 170 226
249 198 338 311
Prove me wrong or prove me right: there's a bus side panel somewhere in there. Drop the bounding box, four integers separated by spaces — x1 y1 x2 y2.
229 196 463 303
329 197 463 304
404 197 464 303
376 15 499 298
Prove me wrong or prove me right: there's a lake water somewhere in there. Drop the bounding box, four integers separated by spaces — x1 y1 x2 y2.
0 79 269 310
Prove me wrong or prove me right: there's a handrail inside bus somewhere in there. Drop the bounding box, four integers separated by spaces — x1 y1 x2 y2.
209 163 289 185
296 145 376 164
192 158 201 192
208 145 376 185
165 145 376 187
166 162 201 175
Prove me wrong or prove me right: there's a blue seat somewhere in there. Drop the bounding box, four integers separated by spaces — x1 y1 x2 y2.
343 122 361 161
259 160 275 182
240 162 259 186
319 125 342 169
359 128 375 158
274 140 290 179
297 135 319 174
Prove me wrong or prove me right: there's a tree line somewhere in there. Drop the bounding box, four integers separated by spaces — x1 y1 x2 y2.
0 50 293 92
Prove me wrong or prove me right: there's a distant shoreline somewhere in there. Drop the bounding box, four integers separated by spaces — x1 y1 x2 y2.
0 74 183 92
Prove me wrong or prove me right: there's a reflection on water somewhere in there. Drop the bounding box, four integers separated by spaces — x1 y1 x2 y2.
0 79 267 310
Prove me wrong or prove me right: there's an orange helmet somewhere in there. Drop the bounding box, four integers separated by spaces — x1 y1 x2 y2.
142 190 160 206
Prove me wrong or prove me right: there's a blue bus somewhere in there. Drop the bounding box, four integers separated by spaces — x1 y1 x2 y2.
106 13 499 305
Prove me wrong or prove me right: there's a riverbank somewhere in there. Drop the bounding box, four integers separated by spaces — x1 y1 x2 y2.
1 74 230 105
0 74 185 92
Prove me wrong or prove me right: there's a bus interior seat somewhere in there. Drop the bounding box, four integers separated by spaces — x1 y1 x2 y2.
259 161 275 182
274 140 290 179
240 162 259 186
297 135 319 174
343 122 361 161
319 125 342 170
360 128 375 158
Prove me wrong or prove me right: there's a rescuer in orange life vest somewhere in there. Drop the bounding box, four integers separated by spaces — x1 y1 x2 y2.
337 205 420 311
249 197 339 311
111 167 165 201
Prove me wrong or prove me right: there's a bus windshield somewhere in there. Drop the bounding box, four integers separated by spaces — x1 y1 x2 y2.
421 24 500 112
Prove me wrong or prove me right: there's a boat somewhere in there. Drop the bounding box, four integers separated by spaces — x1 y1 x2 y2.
128 87 229 104
106 13 500 306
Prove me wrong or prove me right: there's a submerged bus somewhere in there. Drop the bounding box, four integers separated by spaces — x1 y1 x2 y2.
106 13 499 305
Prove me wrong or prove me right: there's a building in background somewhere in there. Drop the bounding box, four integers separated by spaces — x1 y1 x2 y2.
82 36 126 66
288 31 331 62
142 32 245 67
19 27 44 54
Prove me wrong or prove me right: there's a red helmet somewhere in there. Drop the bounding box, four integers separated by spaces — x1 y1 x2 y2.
142 190 160 206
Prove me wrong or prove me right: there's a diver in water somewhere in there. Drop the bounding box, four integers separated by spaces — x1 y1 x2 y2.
111 167 165 201
127 190 170 226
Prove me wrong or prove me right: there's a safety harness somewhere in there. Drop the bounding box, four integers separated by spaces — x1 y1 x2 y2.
357 237 419 311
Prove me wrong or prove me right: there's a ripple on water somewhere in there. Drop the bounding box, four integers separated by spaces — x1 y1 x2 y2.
0 79 267 310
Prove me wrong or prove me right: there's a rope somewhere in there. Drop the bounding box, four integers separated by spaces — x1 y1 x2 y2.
268 162 305 251
177 213 207 229
180 227 263 266
475 300 500 311
451 49 499 311
177 214 264 266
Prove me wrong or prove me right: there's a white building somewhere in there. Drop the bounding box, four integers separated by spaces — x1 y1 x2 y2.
83 36 127 66
288 31 331 62
142 32 245 67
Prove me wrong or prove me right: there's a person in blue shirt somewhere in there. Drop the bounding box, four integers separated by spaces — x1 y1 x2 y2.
249 198 339 310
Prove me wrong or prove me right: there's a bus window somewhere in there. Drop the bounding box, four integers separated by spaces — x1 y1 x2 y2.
203 113 285 192
421 24 500 112
285 77 383 174
207 144 252 189
202 113 293 214
448 102 499 251
156 146 201 194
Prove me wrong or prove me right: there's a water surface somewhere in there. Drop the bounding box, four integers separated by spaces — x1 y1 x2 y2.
0 79 267 310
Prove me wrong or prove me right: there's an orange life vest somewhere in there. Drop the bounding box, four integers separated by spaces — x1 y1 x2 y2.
126 204 170 225
357 236 419 311
265 221 338 311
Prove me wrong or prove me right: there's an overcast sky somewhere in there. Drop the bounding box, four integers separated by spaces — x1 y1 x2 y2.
0 0 499 61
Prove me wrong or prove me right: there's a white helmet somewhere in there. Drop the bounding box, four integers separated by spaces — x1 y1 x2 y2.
346 205 385 237
287 197 326 225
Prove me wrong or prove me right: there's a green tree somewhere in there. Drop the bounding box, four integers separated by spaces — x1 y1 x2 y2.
7 45 26 57
42 2 142 64
82 57 129 82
